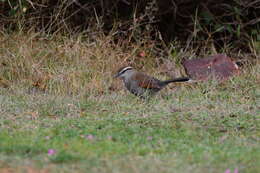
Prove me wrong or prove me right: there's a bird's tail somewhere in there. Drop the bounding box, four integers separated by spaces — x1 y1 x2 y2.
163 77 190 85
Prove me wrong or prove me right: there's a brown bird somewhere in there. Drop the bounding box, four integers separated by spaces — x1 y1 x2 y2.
114 66 190 98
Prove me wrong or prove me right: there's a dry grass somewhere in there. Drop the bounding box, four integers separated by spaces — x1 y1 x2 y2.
0 31 196 97
0 32 156 94
0 32 259 173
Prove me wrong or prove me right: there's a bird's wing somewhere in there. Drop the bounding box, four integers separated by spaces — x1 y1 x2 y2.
133 72 161 89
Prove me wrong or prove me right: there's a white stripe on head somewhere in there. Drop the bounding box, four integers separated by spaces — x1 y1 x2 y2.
119 66 133 74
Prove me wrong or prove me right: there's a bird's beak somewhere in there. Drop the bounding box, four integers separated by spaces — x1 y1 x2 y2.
113 73 119 78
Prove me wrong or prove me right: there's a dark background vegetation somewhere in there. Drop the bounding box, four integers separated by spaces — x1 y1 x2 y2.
1 0 260 58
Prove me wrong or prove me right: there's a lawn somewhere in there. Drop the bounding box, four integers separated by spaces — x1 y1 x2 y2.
0 33 259 173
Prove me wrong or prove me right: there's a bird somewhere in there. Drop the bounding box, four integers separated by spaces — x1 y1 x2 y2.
114 66 190 98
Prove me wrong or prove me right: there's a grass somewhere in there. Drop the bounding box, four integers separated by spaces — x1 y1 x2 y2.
0 32 259 173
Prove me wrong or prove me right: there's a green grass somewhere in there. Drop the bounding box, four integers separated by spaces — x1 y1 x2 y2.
0 70 259 172
0 33 259 172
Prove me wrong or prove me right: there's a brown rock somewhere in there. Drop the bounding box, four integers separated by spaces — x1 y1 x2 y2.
182 54 240 81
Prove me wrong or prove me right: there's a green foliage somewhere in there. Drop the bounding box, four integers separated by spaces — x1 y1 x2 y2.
50 151 82 163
